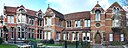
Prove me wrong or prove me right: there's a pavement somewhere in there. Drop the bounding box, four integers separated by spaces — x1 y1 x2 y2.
92 44 126 48
92 44 103 48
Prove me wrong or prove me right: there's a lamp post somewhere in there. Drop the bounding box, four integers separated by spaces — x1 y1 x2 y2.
76 32 78 48
64 32 67 48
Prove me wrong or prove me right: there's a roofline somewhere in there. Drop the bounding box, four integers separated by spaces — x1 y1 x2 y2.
65 11 90 15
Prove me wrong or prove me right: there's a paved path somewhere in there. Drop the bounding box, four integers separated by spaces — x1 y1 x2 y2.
92 44 104 48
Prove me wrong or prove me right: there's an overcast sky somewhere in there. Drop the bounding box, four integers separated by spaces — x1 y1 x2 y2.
0 0 125 15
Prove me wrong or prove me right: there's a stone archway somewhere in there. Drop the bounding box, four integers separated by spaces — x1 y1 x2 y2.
94 31 102 44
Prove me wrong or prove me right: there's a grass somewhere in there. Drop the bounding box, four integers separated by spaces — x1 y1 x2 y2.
45 44 64 46
0 44 18 48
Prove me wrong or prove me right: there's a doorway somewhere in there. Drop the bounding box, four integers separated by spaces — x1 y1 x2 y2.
95 32 102 44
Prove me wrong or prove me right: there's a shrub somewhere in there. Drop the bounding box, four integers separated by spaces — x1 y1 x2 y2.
111 41 123 46
0 37 3 44
78 41 90 48
43 39 54 44
48 39 54 44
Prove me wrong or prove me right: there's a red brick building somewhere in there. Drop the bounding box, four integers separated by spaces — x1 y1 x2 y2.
0 2 126 44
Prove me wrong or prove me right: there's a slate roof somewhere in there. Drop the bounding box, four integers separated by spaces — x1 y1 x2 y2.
64 11 90 20
4 5 38 16
45 8 64 20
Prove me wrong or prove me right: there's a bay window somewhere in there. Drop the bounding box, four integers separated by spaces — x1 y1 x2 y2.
45 17 51 26
37 30 42 39
7 16 14 23
112 20 120 27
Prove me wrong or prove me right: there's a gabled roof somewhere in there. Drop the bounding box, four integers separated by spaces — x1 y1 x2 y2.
95 4 101 7
107 2 125 11
4 5 37 16
45 8 64 20
64 11 90 20
91 3 104 11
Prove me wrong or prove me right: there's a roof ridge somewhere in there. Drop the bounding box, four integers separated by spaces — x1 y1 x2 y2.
65 11 90 15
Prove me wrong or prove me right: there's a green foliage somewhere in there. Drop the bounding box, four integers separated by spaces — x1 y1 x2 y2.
47 39 54 44
0 37 3 44
43 39 54 44
27 38 37 43
0 44 18 48
80 41 90 48
111 41 123 46
45 44 63 46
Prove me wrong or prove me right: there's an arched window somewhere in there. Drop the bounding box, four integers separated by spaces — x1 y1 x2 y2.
17 8 26 14
38 13 42 18
113 7 119 14
95 9 101 21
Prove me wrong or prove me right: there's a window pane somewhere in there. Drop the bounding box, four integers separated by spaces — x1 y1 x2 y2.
96 12 100 21
120 34 124 41
47 18 51 26
84 20 87 27
88 20 90 27
109 34 113 41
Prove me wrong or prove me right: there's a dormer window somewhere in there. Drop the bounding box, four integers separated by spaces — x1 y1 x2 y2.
38 13 42 18
45 17 51 26
17 8 26 14
95 9 101 21
113 7 119 14
112 19 120 27
112 7 121 27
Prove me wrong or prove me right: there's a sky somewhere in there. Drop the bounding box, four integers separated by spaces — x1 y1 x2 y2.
0 0 125 15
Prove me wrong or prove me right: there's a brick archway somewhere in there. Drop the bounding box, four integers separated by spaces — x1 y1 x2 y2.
94 31 102 44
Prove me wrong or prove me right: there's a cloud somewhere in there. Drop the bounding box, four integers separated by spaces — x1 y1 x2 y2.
0 0 111 14
46 0 111 14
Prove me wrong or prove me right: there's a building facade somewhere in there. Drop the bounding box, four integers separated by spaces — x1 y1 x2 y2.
0 2 126 44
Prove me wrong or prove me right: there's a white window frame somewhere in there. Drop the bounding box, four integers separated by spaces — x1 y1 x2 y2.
63 33 66 40
109 34 113 41
66 21 71 27
44 32 47 40
76 32 79 40
87 33 90 42
8 16 14 23
82 33 86 41
72 32 75 41
46 17 51 26
48 32 51 40
75 20 80 27
120 34 124 41
84 20 90 27
56 32 60 41
95 11 100 21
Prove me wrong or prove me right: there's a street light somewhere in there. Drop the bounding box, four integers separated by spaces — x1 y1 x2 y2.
64 32 67 48
76 32 78 48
